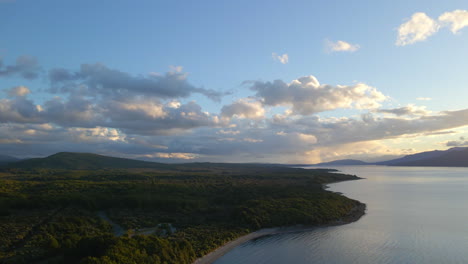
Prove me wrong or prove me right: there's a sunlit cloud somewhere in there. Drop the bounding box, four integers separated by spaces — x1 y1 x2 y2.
396 9 468 46
396 12 439 46
325 40 360 53
249 75 387 115
221 98 265 120
439 10 468 34
7 86 31 97
272 52 289 64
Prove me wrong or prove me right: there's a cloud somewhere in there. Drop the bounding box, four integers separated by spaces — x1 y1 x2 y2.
3 58 468 163
446 136 468 147
416 97 432 101
0 97 42 123
152 152 198 160
103 100 220 135
221 98 265 120
0 55 41 79
396 12 440 46
7 86 31 97
272 53 289 64
376 104 430 116
0 93 220 136
49 63 225 101
438 10 468 33
325 40 360 52
249 75 387 115
68 127 126 143
396 10 468 46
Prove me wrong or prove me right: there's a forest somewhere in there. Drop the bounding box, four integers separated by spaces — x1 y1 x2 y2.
0 154 363 263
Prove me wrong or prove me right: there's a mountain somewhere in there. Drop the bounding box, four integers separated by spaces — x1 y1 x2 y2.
4 152 171 170
307 147 468 168
375 150 448 165
311 159 370 166
377 147 468 167
386 148 468 167
0 155 20 165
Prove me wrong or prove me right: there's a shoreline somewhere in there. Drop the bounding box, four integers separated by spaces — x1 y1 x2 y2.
193 199 366 264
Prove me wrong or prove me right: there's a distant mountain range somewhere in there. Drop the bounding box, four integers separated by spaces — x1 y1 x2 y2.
2 147 468 170
1 152 171 170
311 147 468 167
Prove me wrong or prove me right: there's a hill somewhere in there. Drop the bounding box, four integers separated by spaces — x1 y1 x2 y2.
303 147 468 168
375 149 451 165
376 147 468 167
388 148 468 167
0 155 20 165
4 152 171 170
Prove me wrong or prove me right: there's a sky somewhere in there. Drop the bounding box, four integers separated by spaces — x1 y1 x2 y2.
1 0 468 163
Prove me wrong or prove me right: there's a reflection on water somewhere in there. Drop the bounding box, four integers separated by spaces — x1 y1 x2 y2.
215 166 468 264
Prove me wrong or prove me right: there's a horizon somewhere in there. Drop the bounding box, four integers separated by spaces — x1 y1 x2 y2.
2 1 468 163
4 146 468 165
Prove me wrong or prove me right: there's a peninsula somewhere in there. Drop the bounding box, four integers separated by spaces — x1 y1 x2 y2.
0 152 365 263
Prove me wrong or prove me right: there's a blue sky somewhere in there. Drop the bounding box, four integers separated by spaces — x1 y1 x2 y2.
1 0 468 163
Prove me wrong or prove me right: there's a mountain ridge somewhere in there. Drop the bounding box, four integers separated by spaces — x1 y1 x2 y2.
2 152 172 170
310 147 468 167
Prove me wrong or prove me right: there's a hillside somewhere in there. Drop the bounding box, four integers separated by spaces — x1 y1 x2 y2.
3 152 171 170
389 148 468 167
375 149 450 165
0 155 19 165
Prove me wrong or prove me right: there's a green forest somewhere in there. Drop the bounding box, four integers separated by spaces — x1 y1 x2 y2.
0 154 363 264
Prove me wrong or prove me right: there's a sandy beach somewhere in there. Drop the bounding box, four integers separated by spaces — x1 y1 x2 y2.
193 203 366 264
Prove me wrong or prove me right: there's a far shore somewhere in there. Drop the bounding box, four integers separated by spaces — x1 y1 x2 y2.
193 201 366 264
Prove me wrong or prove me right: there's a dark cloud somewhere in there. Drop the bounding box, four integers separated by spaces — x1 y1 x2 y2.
49 63 225 101
376 105 429 116
0 97 41 123
0 55 41 80
446 136 468 147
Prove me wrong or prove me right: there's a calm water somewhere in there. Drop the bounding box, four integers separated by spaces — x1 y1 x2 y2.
215 166 468 264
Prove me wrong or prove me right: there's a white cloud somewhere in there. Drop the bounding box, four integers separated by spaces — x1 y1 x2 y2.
250 75 387 115
439 10 468 33
396 12 440 46
396 10 468 46
153 152 198 159
69 127 126 142
326 40 360 52
272 52 289 64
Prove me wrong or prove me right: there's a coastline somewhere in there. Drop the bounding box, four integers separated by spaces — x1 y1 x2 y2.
193 201 366 264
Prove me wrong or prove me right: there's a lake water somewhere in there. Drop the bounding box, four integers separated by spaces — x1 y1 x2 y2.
214 166 468 264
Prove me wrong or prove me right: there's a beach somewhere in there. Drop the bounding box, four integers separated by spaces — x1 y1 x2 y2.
193 203 366 264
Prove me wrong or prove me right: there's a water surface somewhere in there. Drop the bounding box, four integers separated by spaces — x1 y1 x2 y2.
215 166 468 264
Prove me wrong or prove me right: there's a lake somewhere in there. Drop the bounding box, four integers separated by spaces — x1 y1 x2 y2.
214 166 468 264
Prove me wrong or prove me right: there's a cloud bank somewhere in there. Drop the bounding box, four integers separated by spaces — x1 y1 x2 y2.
2 58 468 163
